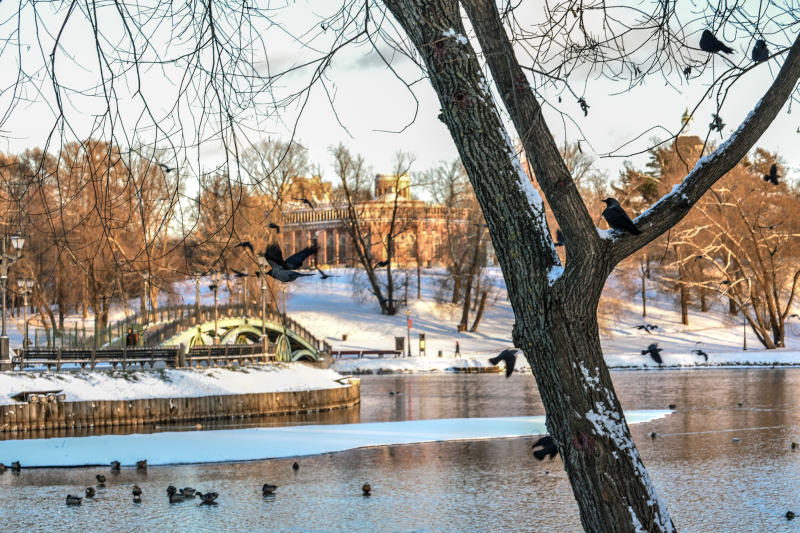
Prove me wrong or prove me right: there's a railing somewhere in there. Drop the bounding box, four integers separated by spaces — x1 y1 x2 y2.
12 343 276 372
331 350 403 359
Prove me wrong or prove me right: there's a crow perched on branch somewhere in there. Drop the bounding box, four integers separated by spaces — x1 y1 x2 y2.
601 198 641 235
700 30 734 54
752 40 769 62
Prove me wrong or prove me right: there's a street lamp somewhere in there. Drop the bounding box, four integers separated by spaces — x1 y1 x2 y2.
142 272 150 327
257 256 268 339
1 234 25 366
192 271 203 322
209 271 221 344
405 309 412 358
17 278 34 349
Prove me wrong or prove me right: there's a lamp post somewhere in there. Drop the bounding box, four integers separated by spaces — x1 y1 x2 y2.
17 278 33 349
257 256 268 339
1 234 25 367
192 271 203 322
209 271 221 344
142 272 150 327
405 309 411 358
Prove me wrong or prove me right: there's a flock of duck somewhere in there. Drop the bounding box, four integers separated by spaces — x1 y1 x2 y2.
1 458 374 507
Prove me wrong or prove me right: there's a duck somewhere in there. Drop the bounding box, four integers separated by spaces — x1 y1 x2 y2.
85 487 96 498
166 485 177 496
66 494 82 506
292 462 299 471
197 491 218 505
262 483 277 496
0 463 7 473
136 460 147 471
110 461 121 471
96 474 106 486
10 461 21 473
179 487 196 498
169 492 185 504
362 482 371 496
132 485 142 497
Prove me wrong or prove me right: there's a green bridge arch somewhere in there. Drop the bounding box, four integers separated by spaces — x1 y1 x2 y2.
162 317 320 362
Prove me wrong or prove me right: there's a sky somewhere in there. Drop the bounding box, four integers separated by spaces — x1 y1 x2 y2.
1 1 798 192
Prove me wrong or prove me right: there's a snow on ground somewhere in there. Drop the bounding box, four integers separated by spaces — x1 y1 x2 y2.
0 411 670 467
0 364 347 405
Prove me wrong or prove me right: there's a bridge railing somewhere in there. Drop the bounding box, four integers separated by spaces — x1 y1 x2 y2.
12 343 276 372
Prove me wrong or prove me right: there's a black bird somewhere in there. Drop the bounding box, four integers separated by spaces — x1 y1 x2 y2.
787 511 796 521
96 474 106 486
85 487 96 498
197 491 219 505
489 348 519 378
641 343 663 364
136 459 147 471
268 222 281 234
292 462 300 471
649 432 657 440
316 266 336 279
262 483 278 496
110 460 121 471
373 260 390 269
532 435 559 461
231 268 249 278
10 461 21 473
634 324 658 333
683 66 692 80
709 113 725 132
554 228 565 247
601 198 641 235
692 349 708 361
0 463 6 473
180 487 196 498
235 241 255 256
577 97 590 116
763 163 779 185
167 485 178 496
169 492 185 504
362 482 371 496
700 30 734 54
752 39 769 62
264 243 317 283
66 494 82 506
157 162 175 173
298 197 315 210
792 442 799 450
133 485 142 502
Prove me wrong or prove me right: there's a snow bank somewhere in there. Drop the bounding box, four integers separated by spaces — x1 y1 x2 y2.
0 365 347 405
0 411 670 467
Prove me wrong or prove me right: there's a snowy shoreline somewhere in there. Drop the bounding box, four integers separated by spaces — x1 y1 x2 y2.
0 364 348 405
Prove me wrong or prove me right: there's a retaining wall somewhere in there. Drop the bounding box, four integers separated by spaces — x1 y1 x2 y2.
0 380 359 434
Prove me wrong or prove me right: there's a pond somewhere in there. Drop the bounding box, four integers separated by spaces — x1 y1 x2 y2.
1 369 799 532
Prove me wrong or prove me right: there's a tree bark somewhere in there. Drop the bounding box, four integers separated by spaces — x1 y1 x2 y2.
469 290 488 332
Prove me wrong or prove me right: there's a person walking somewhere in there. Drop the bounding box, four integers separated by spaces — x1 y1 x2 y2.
125 328 138 346
455 340 461 358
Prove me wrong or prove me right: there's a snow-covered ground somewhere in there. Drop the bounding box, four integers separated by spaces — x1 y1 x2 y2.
0 365 348 405
0 411 670 467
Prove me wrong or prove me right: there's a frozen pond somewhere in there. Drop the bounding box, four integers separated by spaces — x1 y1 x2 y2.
2 370 800 531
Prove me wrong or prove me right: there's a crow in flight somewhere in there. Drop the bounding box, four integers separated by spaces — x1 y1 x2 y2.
532 435 559 461
157 162 175 173
373 260 390 269
700 30 734 54
298 197 315 210
264 243 317 283
315 266 336 279
641 343 664 364
489 348 519 378
601 198 641 235
752 39 769 63
235 241 255 255
268 222 281 233
763 163 779 185
692 349 708 362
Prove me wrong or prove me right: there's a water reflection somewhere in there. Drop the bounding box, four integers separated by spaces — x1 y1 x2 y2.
3 369 800 531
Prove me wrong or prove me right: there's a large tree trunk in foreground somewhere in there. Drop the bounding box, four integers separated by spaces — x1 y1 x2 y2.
383 0 800 530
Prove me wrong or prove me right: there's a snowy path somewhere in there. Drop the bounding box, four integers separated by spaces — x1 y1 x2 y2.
0 411 669 467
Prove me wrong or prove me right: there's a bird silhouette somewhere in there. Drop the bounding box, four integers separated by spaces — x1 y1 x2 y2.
298 197 315 210
66 494 82 506
554 228 565 246
362 482 371 496
268 222 281 234
133 485 142 502
752 39 769 62
763 163 779 185
262 483 278 496
235 241 255 255
136 460 147 471
692 349 708 361
373 260 390 269
641 343 663 364
634 324 658 333
700 30 734 54
110 460 121 471
532 435 559 461
96 474 106 486
230 268 249 278
577 97 590 116
292 461 300 471
157 162 175 173
489 348 519 378
264 243 317 282
85 487 96 498
316 266 336 279
167 485 177 496
601 198 641 235
709 113 725 132
169 492 185 503
10 461 21 472
197 491 219 505
683 66 692 80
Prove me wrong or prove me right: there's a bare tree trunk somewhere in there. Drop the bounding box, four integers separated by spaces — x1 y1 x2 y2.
729 295 737 314
469 290 488 332
458 232 483 331
641 268 647 319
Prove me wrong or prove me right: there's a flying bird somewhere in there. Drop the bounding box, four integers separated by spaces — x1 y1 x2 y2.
601 198 641 235
692 349 708 361
532 435 559 461
763 163 779 185
264 243 317 282
489 348 519 378
709 113 725 132
699 30 734 54
373 260 390 269
298 197 315 210
634 324 658 333
752 39 769 62
235 241 255 255
641 343 663 364
683 66 692 80
157 162 175 173
231 268 249 278
316 266 336 279
268 222 281 233
554 228 565 246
